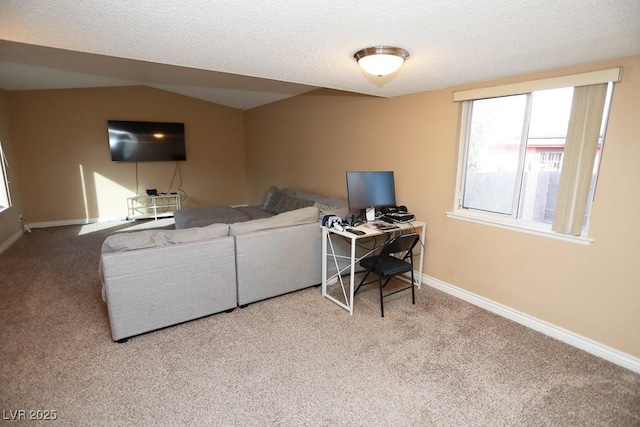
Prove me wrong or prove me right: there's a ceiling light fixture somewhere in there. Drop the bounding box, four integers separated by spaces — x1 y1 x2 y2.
354 46 409 77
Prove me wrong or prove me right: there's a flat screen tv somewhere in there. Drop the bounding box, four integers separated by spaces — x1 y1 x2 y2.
346 171 396 221
107 120 186 162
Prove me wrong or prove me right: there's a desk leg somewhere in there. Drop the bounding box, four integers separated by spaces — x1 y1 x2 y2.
321 227 328 298
348 237 356 315
321 228 357 315
416 224 426 288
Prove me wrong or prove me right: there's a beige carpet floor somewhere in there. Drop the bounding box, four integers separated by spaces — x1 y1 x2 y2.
0 220 639 426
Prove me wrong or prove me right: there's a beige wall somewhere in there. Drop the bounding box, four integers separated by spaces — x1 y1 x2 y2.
5 86 245 223
0 90 25 245
245 56 640 358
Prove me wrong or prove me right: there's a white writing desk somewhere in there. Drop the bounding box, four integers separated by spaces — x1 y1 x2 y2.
321 220 426 315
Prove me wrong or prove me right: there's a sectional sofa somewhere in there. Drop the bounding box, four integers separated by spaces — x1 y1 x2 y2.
99 188 352 342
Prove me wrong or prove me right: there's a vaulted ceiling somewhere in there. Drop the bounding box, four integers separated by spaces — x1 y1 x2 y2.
1 1 639 110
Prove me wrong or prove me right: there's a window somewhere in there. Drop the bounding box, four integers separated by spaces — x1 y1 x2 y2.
0 141 11 212
450 68 620 241
537 152 563 171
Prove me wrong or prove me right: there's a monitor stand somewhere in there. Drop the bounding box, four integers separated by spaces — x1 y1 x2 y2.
365 206 376 222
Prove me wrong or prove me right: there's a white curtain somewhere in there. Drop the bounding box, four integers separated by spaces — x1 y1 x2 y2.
552 83 608 236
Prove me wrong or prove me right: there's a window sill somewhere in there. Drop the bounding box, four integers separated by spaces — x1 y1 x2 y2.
445 210 594 246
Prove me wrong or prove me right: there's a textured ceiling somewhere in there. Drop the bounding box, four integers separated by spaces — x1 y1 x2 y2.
1 0 639 110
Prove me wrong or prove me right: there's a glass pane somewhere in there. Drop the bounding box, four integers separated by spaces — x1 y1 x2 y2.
463 95 527 215
519 88 573 224
527 87 573 138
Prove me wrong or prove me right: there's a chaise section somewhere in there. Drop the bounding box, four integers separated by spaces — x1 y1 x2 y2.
100 225 237 342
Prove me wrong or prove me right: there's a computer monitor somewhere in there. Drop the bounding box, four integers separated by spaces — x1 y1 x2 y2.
346 171 397 221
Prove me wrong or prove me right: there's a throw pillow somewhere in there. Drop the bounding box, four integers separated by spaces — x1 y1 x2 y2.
260 186 280 210
262 187 287 214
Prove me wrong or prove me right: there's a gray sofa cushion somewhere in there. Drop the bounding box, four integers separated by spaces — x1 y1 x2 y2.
260 186 282 212
313 201 351 221
234 205 274 220
261 187 303 214
273 193 315 214
103 223 230 252
291 189 351 219
229 206 319 236
174 206 250 229
293 190 348 208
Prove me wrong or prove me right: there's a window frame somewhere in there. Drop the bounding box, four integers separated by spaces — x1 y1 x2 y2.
458 93 534 220
447 68 621 245
0 142 11 213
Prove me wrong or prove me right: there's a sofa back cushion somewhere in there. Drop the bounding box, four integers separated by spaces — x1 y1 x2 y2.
273 193 315 213
287 189 352 219
261 186 315 214
229 206 319 236
293 189 348 208
102 223 230 253
261 186 351 217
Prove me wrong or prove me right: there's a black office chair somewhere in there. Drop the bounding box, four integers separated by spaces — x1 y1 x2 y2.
355 232 420 317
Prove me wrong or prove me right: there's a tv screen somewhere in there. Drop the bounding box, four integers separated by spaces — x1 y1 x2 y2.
107 120 186 162
346 171 397 211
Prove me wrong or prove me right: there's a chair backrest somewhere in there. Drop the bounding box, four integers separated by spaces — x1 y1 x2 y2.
380 232 420 257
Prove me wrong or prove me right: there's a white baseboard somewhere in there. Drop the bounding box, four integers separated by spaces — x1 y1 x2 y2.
28 216 123 229
1 216 124 254
421 274 640 374
0 229 23 256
